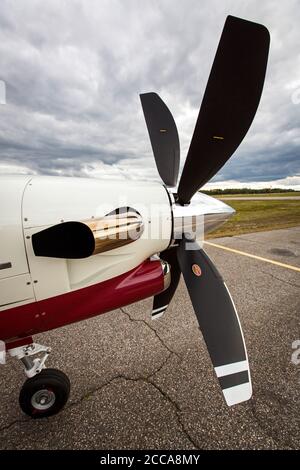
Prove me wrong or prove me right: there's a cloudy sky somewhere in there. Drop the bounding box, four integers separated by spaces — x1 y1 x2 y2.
0 0 299 189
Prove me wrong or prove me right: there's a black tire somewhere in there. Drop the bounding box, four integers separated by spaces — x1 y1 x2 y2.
19 368 70 419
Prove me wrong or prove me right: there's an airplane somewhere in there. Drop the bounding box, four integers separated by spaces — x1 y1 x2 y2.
0 15 270 418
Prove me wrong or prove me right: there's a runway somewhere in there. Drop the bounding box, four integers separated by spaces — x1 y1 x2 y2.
0 226 299 450
218 196 300 200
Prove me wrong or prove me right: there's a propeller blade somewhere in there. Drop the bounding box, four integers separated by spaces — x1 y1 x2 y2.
140 92 180 187
177 15 270 204
152 248 181 318
177 236 252 406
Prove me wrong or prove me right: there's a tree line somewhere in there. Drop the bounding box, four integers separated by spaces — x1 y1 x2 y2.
201 188 296 195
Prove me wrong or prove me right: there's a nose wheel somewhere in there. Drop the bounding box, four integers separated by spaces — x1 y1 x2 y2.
19 368 70 418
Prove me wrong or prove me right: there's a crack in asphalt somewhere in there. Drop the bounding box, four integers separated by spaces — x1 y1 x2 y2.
249 399 296 449
61 301 199 448
120 307 181 359
67 371 199 449
0 418 30 434
3 280 298 447
259 270 300 289
0 308 196 446
62 342 199 449
0 350 199 448
146 378 199 449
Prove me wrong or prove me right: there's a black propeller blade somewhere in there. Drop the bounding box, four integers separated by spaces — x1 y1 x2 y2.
152 247 181 318
143 15 270 405
177 15 270 204
177 235 251 405
140 92 180 187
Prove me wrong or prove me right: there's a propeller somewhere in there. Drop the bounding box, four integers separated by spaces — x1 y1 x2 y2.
177 15 270 204
140 15 270 405
140 92 180 187
140 16 270 201
177 236 251 406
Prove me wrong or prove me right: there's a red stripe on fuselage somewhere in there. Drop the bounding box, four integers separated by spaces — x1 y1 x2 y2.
1 260 164 343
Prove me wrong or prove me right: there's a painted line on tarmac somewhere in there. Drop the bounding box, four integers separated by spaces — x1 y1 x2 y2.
204 241 300 273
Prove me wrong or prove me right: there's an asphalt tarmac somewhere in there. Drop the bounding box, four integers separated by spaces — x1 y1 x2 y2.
0 227 299 450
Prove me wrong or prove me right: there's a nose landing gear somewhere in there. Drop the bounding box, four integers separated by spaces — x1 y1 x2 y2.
8 342 71 418
19 368 70 418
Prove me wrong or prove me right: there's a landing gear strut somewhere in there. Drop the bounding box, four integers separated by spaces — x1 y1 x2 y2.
8 342 71 418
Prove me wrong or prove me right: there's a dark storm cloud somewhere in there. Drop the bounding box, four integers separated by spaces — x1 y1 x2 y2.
0 0 299 187
214 145 300 182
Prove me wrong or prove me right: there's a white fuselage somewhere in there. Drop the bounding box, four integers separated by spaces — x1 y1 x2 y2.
0 175 172 311
0 174 234 313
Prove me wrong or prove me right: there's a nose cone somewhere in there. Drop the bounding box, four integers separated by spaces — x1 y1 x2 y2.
197 192 235 213
196 192 235 234
171 190 235 241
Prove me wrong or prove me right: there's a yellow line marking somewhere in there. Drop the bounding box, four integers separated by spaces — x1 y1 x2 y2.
204 241 300 273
